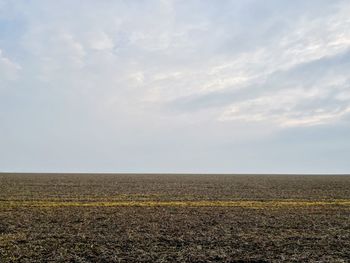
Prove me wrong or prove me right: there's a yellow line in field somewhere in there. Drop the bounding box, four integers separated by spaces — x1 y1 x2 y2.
1 200 350 208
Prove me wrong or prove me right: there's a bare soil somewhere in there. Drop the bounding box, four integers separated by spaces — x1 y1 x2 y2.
1 173 350 262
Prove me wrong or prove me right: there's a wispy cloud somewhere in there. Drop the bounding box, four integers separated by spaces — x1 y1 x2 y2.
0 49 21 83
0 0 349 173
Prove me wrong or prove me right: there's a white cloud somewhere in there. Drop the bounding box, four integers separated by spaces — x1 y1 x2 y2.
1 0 350 173
131 1 350 119
87 31 114 51
220 84 350 127
0 49 21 82
11 1 350 123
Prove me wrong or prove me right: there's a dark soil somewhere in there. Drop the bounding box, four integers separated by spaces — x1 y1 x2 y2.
1 173 350 262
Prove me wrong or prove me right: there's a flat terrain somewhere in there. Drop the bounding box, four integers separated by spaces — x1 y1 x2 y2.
1 173 350 262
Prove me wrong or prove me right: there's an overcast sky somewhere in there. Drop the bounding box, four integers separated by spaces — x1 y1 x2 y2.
0 0 350 173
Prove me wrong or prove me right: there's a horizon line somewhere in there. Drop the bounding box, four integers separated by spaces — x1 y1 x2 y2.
1 171 349 176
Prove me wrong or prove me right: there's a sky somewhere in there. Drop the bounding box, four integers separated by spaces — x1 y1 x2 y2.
0 0 349 174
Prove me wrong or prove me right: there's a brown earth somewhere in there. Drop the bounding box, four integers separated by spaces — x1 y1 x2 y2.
1 173 350 262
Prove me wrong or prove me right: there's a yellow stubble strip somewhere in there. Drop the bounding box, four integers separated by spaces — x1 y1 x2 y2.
1 200 350 208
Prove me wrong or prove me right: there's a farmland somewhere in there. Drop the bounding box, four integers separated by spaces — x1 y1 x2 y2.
1 173 350 262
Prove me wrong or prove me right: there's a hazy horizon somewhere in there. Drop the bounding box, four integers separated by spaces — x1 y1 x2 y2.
1 0 350 174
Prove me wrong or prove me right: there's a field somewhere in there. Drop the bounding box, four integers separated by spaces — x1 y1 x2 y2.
1 173 350 262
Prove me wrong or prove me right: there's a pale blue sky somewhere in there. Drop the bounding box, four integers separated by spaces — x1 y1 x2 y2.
0 0 349 173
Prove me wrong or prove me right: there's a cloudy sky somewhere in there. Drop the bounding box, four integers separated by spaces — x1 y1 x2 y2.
0 0 350 173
